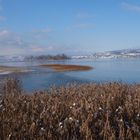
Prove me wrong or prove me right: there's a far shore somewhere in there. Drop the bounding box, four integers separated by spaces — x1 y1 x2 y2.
39 64 93 72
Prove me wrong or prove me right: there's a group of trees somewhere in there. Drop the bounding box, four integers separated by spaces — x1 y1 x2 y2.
25 54 70 61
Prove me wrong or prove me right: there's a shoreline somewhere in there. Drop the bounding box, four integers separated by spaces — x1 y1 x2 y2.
0 66 32 75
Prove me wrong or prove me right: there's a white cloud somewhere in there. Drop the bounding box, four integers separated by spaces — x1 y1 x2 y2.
32 28 52 33
0 30 23 46
30 28 53 40
29 44 45 52
0 30 10 36
0 6 3 11
121 2 140 12
0 30 27 55
76 12 94 19
0 29 56 55
0 16 6 21
65 12 95 30
74 23 95 29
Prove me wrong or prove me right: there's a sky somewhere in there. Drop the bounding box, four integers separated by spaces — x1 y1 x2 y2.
0 0 140 56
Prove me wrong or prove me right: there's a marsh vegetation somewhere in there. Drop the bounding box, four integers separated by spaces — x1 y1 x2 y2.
1 79 140 139
39 64 93 72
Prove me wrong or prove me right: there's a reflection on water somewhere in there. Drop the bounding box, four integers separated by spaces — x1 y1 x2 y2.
1 58 140 92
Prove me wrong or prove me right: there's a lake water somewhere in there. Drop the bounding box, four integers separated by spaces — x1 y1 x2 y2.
0 58 140 92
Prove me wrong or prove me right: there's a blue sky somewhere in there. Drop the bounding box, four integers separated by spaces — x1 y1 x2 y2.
0 0 140 55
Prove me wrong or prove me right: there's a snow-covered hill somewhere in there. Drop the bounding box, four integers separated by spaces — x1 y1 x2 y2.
72 49 140 59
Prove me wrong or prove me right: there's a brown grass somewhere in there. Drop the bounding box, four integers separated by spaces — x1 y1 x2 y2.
39 64 93 72
1 79 140 139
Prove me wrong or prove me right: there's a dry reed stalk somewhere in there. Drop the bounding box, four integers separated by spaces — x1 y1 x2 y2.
0 79 140 139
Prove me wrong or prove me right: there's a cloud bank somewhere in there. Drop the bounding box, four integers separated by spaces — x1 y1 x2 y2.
0 30 53 55
121 2 140 12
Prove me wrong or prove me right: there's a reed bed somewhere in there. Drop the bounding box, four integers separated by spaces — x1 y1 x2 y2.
1 79 140 140
39 64 93 72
